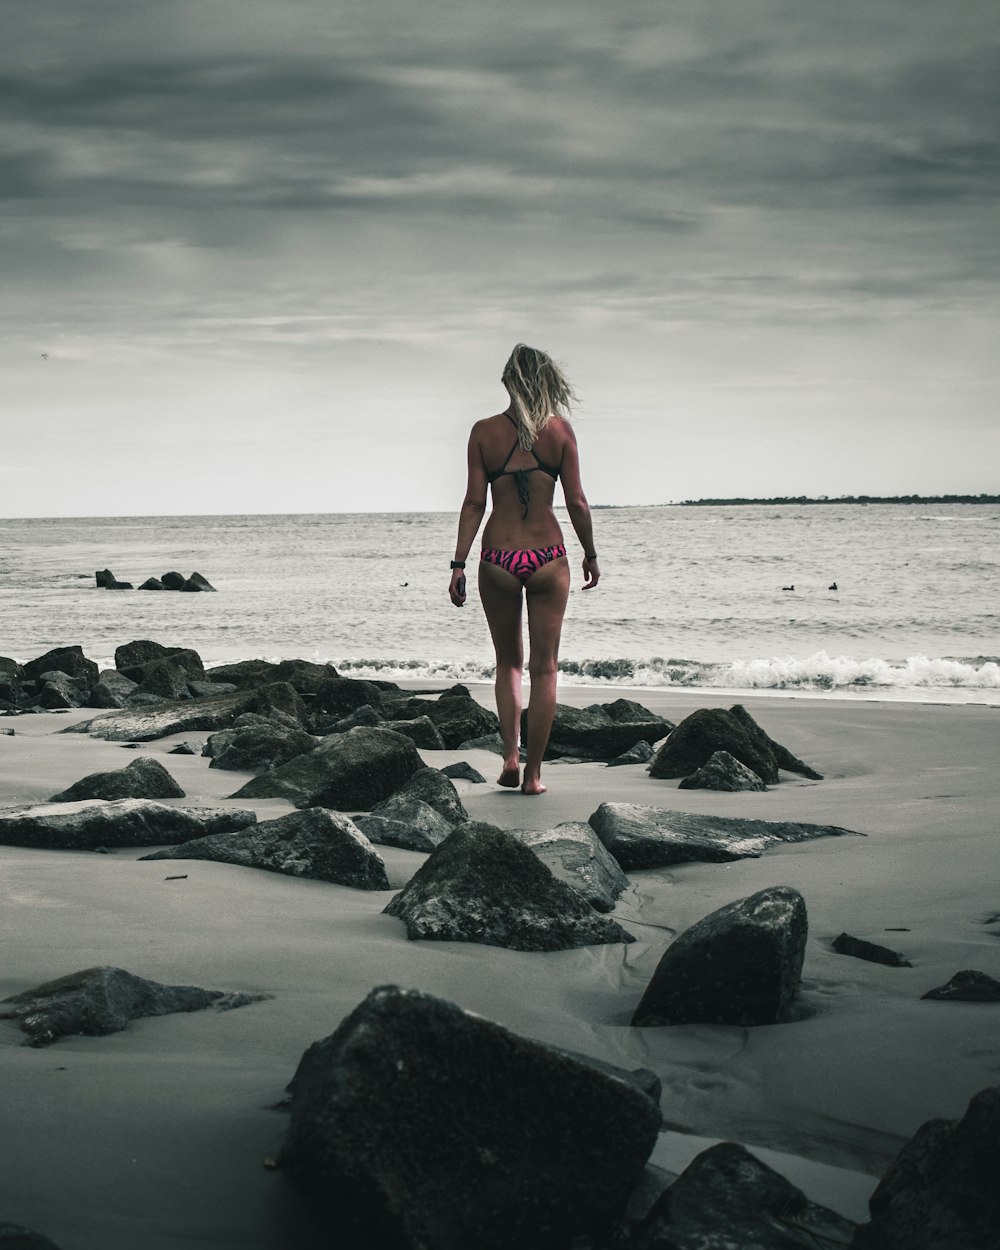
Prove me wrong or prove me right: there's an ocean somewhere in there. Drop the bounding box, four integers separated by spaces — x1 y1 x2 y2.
1 505 998 703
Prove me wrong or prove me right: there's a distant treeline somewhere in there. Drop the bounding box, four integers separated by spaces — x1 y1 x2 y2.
678 494 1000 506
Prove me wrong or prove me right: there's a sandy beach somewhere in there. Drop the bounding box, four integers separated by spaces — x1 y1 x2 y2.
2 684 998 1248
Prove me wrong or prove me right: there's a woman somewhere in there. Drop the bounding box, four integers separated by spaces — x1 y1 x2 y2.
448 344 600 794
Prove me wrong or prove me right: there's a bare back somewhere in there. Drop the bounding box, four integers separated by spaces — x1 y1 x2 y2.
476 413 571 550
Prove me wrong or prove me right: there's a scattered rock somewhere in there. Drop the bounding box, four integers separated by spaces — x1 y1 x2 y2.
631 1140 857 1250
311 677 388 722
632 886 808 1026
589 802 858 870
232 726 424 811
355 800 455 852
204 658 340 694
384 822 635 950
252 680 310 728
440 761 487 783
458 733 505 754
66 689 258 741
160 571 187 590
832 932 913 968
383 715 447 750
423 695 501 749
142 808 389 889
85 669 139 709
36 671 89 709
179 571 216 592
137 577 165 591
131 659 193 702
279 985 662 1250
512 821 629 913
204 713 317 773
439 682 472 699
922 970 1000 1002
23 646 98 686
0 965 257 1047
0 657 26 705
607 739 656 767
523 702 671 762
850 1085 1000 1250
118 646 205 684
678 749 769 791
49 756 185 802
0 799 256 850
377 767 468 826
324 704 382 733
599 697 665 723
95 569 132 589
649 705 822 783
168 741 198 755
115 640 171 670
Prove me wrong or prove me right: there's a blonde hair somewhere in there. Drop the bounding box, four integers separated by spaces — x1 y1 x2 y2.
501 343 576 449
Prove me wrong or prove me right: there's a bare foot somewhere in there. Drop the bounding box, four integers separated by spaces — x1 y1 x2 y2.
497 765 521 788
521 778 547 795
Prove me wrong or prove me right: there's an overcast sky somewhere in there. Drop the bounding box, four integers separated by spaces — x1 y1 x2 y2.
2 0 998 516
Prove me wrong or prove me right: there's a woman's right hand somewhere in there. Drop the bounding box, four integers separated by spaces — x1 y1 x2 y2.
582 556 600 589
449 569 468 607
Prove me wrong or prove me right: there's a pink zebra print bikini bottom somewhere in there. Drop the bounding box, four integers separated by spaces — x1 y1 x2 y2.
480 544 567 584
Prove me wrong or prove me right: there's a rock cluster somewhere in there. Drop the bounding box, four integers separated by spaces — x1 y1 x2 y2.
97 569 216 592
521 699 672 762
649 704 822 786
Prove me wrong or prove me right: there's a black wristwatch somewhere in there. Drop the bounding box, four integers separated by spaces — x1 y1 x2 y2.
450 560 466 569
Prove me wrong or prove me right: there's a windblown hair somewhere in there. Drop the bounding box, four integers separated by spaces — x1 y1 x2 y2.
501 343 576 449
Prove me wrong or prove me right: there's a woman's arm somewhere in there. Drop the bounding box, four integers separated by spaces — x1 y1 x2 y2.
450 426 488 606
559 424 600 589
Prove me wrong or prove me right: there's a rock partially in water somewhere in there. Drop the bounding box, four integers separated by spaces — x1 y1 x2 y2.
384 821 634 951
0 799 256 850
589 802 858 870
0 965 262 1047
279 985 661 1250
49 756 185 802
142 808 389 889
632 886 808 1027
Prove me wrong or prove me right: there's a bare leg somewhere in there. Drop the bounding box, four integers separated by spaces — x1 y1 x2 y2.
522 556 570 794
478 560 525 786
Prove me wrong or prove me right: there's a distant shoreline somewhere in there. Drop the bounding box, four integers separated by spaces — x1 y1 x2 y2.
675 494 999 507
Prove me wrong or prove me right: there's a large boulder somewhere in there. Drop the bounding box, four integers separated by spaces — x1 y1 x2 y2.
231 726 424 811
0 799 256 850
204 713 317 773
118 646 205 684
0 657 26 705
36 671 89 709
23 646 98 685
355 801 455 853
204 658 341 693
631 1141 857 1250
512 822 629 913
385 715 447 750
0 966 258 1047
65 689 259 741
678 749 769 792
649 705 822 782
142 808 389 890
384 822 635 951
95 569 132 589
115 640 170 670
49 756 185 802
311 677 388 721
85 669 139 709
589 802 858 870
179 571 215 592
251 680 310 727
850 1085 1000 1250
279 985 662 1250
522 702 670 762
423 695 501 750
376 767 468 826
632 886 807 1027
922 970 1000 1002
130 659 193 702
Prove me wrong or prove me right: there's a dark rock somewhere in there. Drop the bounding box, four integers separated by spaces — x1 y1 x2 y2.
439 682 472 699
632 1140 857 1250
458 733 505 754
424 695 501 750
204 658 341 693
379 694 434 721
0 657 26 705
0 799 256 850
205 713 318 772
50 756 185 802
355 800 455 852
160 571 187 590
179 571 216 592
188 679 236 697
649 704 822 783
232 726 424 811
590 802 858 870
249 681 310 728
0 1223 64 1249
36 671 88 709
23 646 98 685
632 886 808 1026
204 658 278 687
384 822 635 950
312 677 388 721
279 984 662 1249
131 659 193 702
607 739 656 767
119 646 206 684
142 808 389 889
850 1085 1000 1250
441 761 487 783
600 697 666 724
67 689 258 741
523 702 669 762
0 965 256 1047
168 741 198 755
95 569 132 589
137 577 165 590
922 970 1000 1002
384 715 447 750
377 767 469 826
512 821 629 913
678 749 769 791
326 704 382 733
115 639 170 670
833 932 913 968
85 669 139 709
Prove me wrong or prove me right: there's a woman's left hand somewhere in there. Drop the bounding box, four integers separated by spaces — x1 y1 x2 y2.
582 556 600 589
449 568 468 607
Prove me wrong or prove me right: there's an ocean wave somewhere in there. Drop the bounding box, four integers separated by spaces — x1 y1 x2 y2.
336 652 1000 694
